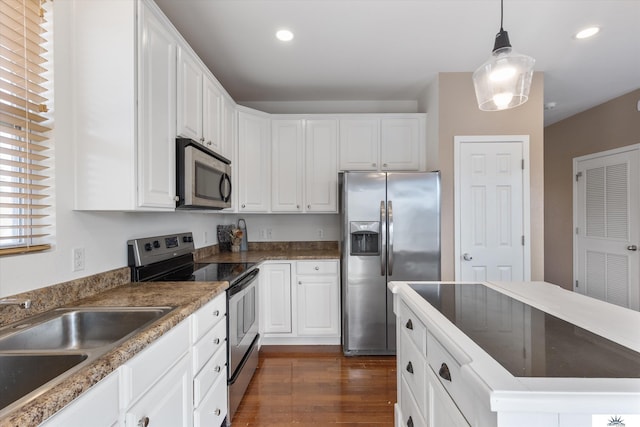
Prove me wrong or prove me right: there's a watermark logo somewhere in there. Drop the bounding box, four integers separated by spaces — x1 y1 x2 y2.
608 416 626 427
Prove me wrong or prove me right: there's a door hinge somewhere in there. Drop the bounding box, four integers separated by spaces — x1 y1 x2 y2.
575 280 579 288
521 235 525 246
576 227 579 235
575 171 583 181
521 159 525 170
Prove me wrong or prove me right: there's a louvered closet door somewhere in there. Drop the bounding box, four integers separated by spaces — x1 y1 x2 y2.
575 148 640 310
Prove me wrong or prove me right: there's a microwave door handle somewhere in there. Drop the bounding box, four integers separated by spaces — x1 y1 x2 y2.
220 173 232 202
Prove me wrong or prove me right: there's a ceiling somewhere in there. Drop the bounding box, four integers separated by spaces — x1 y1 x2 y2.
154 0 640 126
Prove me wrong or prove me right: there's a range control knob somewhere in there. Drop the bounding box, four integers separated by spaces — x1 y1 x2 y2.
144 243 152 251
183 235 193 243
153 240 161 249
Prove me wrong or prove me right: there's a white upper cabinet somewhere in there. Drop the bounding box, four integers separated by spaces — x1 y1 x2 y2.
380 117 422 171
238 109 271 212
177 47 227 157
70 0 178 211
339 115 426 172
305 119 338 212
339 118 380 171
272 120 304 212
176 47 203 142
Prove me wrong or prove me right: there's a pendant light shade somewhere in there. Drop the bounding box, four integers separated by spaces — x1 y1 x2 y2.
472 2 535 111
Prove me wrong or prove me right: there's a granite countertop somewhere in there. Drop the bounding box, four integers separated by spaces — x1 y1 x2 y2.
0 280 227 427
198 248 341 263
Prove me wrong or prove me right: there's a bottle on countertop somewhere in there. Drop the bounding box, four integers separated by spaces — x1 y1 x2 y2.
238 218 248 252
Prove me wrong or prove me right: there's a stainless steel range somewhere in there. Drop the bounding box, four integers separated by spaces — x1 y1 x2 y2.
127 232 260 424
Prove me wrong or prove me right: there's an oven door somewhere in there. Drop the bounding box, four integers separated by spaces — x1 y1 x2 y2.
227 268 259 377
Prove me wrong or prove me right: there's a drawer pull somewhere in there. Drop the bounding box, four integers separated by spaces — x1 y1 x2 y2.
406 416 414 427
405 361 414 374
214 338 220 345
439 362 452 381
213 310 220 317
315 266 320 270
214 408 221 416
214 365 222 373
138 416 150 427
405 319 413 330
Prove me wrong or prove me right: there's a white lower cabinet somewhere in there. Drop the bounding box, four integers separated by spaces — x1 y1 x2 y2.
124 354 192 427
39 294 228 427
260 260 340 344
39 370 120 427
395 301 470 427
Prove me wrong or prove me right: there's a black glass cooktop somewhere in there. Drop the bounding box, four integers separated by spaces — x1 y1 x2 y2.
409 282 640 379
192 262 256 284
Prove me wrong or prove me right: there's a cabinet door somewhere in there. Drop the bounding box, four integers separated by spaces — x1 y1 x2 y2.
238 111 270 212
260 263 292 333
221 96 235 160
125 355 192 427
177 47 203 141
305 119 338 212
137 1 177 209
202 75 222 152
40 370 119 427
339 119 379 171
426 367 470 427
272 120 303 212
380 118 421 171
296 274 340 336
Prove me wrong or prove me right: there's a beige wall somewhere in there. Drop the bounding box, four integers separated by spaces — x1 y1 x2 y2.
430 72 545 281
544 89 640 290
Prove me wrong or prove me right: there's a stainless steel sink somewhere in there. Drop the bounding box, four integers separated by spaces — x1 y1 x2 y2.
0 353 88 410
0 307 173 351
0 306 174 416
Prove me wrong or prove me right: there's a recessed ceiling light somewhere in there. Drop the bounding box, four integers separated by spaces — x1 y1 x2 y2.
276 29 294 42
575 26 600 39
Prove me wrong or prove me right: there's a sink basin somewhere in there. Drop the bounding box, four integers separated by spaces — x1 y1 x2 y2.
0 353 88 410
0 306 175 415
0 306 173 351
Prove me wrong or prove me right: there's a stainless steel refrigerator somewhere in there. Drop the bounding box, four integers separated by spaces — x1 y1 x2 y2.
340 171 440 355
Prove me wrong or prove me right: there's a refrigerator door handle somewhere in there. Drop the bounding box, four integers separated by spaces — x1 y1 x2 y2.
380 200 386 276
388 200 394 275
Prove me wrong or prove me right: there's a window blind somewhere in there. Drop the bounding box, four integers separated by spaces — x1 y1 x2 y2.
0 0 52 255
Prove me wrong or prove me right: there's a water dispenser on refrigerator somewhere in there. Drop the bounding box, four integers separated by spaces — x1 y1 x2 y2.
349 221 380 255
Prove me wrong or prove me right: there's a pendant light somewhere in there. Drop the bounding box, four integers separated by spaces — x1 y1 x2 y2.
472 0 535 111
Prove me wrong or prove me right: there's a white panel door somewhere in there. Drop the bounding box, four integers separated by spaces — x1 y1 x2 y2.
237 110 270 212
574 147 640 310
457 139 526 282
176 47 202 141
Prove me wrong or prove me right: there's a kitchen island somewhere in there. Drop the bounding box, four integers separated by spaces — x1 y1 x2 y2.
389 280 640 427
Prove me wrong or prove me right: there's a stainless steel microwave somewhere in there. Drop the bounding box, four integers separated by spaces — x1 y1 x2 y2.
176 138 231 210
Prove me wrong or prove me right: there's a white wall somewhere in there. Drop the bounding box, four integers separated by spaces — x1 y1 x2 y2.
226 214 339 242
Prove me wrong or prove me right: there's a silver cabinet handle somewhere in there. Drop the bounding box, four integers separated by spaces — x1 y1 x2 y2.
214 409 221 416
383 163 388 168
463 253 473 261
314 266 319 270
628 245 638 251
298 280 302 285
213 310 220 317
241 203 246 208
307 204 311 209
214 365 221 373
214 338 220 344
138 416 150 427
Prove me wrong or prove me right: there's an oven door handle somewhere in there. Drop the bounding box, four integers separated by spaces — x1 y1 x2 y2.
227 268 259 297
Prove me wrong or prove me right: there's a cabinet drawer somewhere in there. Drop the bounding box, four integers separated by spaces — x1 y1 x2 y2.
399 301 426 353
193 318 226 375
426 331 473 423
400 331 426 417
194 345 227 407
192 295 226 343
194 374 228 427
125 319 190 403
297 260 338 275
400 376 427 427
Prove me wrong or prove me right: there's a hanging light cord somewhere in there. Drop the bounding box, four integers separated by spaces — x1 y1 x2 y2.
499 0 504 32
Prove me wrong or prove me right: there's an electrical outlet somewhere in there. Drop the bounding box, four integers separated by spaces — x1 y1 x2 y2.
266 228 273 240
259 229 266 239
317 229 324 238
72 247 85 271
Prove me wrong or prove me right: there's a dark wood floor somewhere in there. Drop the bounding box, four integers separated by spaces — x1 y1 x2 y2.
232 345 397 426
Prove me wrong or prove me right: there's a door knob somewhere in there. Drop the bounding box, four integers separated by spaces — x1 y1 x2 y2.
628 245 638 251
463 253 473 261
